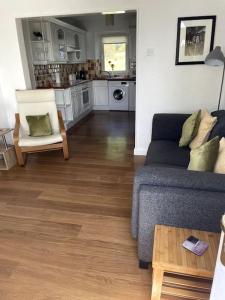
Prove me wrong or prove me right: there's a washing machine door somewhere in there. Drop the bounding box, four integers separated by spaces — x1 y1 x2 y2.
113 89 125 101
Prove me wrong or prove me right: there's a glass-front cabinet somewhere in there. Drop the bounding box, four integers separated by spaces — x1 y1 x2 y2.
66 30 86 63
28 19 53 64
51 24 67 63
74 33 81 62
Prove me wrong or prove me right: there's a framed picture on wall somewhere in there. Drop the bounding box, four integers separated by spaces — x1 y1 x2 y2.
175 16 216 65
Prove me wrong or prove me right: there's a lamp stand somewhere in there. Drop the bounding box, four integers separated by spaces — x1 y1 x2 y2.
218 64 225 110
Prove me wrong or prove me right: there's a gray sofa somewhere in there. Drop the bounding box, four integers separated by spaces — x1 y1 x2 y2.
132 112 225 269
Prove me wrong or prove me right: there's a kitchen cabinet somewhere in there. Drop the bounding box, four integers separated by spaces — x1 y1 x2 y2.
27 20 53 64
129 81 136 111
82 82 92 110
55 81 93 129
71 86 83 117
92 81 109 110
25 18 87 65
67 31 87 63
66 30 76 48
78 32 87 63
72 82 92 116
55 89 73 128
50 23 67 63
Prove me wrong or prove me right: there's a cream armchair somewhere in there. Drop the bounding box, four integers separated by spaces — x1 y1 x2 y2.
13 89 69 166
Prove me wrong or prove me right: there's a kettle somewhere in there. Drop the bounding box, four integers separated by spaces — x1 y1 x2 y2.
79 70 86 80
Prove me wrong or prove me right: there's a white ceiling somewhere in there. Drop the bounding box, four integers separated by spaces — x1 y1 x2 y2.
57 11 136 30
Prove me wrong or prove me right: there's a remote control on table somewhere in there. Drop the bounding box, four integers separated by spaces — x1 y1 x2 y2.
182 235 209 256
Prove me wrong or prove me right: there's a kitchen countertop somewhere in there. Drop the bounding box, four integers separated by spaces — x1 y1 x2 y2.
37 80 92 90
37 77 136 90
92 77 136 81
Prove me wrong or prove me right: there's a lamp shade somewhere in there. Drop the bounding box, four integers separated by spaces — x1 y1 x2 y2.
205 46 225 66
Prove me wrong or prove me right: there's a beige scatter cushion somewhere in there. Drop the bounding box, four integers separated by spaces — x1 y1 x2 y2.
190 109 217 150
214 138 225 174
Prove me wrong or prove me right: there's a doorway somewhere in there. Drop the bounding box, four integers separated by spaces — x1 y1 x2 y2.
17 11 137 145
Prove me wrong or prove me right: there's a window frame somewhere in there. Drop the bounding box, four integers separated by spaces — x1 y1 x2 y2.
101 34 129 75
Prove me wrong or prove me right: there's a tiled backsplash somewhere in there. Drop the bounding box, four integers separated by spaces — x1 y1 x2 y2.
34 59 101 88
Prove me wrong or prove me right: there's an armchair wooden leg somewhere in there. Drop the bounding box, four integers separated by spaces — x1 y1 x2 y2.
15 145 25 166
62 138 69 160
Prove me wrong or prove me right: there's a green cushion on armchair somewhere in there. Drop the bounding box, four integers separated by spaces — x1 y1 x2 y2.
26 113 53 137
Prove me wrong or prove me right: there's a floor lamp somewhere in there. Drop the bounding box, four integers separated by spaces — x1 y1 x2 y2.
205 46 225 110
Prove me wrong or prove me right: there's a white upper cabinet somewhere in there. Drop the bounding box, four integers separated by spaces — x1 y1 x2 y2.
26 18 87 65
79 32 87 63
27 20 53 64
50 23 67 63
66 30 87 64
66 30 75 48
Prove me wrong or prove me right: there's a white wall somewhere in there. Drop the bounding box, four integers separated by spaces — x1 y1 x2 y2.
0 0 225 155
210 231 225 300
134 0 225 154
0 87 9 128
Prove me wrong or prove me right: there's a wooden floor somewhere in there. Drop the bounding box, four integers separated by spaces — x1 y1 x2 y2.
0 111 158 300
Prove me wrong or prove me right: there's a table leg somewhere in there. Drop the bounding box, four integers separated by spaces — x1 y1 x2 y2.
151 267 164 300
2 135 8 150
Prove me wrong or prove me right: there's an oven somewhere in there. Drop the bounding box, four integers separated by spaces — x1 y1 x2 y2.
82 84 90 108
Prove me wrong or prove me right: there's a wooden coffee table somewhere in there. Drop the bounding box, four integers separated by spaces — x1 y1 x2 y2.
151 225 220 300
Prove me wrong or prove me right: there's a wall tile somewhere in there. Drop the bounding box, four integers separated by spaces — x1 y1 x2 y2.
33 59 101 87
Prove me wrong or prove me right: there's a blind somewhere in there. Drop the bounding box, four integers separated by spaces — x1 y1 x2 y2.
102 36 127 44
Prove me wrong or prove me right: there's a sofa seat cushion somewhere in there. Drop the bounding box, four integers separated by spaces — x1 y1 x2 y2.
145 140 190 167
18 133 63 147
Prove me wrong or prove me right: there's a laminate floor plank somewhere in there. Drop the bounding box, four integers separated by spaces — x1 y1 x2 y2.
0 111 174 299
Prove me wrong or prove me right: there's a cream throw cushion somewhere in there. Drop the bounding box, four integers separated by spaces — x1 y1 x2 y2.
214 138 225 174
190 109 217 150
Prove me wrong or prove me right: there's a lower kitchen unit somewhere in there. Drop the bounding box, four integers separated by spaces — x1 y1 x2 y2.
54 79 136 129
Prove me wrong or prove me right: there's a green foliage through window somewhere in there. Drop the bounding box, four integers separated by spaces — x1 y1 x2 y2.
103 42 126 72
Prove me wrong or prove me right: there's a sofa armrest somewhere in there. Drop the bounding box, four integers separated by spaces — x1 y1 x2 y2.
131 166 225 239
138 184 224 262
152 113 190 141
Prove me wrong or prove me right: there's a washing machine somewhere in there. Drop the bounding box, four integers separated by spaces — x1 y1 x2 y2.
108 81 129 111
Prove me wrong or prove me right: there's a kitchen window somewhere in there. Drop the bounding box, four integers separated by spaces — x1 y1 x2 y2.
102 36 128 73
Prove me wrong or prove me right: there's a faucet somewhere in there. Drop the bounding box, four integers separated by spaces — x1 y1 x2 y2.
101 71 111 79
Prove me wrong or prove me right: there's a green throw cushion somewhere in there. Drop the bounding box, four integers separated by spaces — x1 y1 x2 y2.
26 113 53 137
188 136 220 172
179 110 201 147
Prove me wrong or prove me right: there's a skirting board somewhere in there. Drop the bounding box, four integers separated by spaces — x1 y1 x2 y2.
134 148 147 156
93 106 109 111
